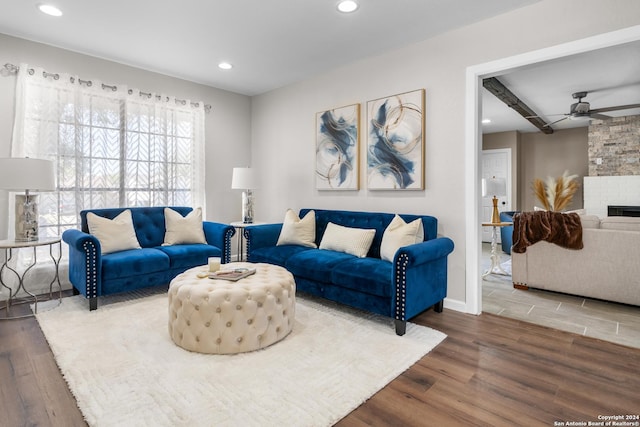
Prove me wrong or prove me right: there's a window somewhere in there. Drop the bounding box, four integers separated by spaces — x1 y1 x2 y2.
11 64 206 240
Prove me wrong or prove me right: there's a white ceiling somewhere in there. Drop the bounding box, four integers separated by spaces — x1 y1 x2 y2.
2 0 637 133
481 40 640 134
0 0 539 96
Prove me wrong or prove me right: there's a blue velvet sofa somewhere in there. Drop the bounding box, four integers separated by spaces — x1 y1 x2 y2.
499 211 518 254
62 206 235 310
244 209 455 335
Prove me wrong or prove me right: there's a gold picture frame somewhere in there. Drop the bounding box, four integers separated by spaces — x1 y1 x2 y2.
315 103 360 190
366 89 425 190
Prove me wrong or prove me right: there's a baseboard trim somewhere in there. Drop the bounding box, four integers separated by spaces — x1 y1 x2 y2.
443 298 466 313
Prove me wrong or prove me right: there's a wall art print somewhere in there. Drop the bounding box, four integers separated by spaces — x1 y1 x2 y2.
367 89 424 190
315 103 360 190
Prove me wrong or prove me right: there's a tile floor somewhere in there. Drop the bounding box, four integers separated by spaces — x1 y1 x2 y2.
481 243 640 349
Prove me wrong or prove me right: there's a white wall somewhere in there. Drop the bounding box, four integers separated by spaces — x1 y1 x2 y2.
584 176 640 218
0 33 252 234
250 0 640 305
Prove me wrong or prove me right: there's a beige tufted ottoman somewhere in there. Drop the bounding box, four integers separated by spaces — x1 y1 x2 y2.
168 262 295 354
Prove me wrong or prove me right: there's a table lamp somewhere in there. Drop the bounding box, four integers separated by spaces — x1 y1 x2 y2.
231 167 257 224
0 158 56 241
482 176 506 224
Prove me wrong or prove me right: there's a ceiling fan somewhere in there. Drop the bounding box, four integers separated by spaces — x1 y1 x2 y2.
543 91 640 127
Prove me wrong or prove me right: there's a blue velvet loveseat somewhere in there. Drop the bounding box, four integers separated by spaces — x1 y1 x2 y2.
62 206 235 310
244 209 455 335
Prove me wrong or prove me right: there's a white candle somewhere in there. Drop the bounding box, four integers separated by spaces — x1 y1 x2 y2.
208 257 221 272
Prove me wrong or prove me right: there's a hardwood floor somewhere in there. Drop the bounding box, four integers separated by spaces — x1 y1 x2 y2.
1 292 639 427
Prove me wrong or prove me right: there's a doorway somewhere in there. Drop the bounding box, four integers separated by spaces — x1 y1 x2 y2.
481 148 511 243
464 25 640 315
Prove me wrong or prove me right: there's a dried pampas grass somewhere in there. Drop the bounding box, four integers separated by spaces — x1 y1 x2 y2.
533 171 579 212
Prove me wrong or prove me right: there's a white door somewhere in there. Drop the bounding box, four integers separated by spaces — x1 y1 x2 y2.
481 149 511 243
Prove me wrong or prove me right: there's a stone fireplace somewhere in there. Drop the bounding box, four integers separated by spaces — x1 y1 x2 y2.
584 115 640 217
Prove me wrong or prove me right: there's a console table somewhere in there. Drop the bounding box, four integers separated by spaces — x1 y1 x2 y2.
0 237 62 319
481 222 512 279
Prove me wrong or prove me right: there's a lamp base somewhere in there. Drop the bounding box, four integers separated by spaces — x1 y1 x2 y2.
242 190 254 224
491 196 500 224
15 193 39 242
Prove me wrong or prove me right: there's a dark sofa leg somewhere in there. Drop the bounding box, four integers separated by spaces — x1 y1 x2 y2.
72 287 79 296
395 319 407 336
434 300 444 313
89 297 97 311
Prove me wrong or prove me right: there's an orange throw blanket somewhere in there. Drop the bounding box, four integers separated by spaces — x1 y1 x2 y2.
512 211 583 254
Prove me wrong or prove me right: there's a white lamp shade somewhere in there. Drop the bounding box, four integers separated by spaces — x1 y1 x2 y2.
0 158 56 191
482 176 506 197
231 167 257 190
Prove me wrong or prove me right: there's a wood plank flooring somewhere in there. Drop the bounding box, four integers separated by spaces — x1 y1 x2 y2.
1 292 639 427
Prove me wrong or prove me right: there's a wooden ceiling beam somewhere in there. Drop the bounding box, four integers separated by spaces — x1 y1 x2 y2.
483 77 554 134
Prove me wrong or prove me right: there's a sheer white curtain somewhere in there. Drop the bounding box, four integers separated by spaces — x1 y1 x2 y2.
4 63 205 296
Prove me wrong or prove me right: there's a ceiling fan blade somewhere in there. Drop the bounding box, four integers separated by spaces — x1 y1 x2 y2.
524 113 564 119
544 116 568 127
589 113 611 120
590 103 640 113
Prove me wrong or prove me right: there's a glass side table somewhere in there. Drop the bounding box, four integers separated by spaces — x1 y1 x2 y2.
0 237 62 320
230 221 265 262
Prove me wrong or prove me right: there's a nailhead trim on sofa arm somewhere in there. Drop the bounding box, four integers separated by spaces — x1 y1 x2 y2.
393 237 454 335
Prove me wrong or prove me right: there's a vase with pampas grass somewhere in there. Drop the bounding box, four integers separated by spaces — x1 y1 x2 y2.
533 170 579 212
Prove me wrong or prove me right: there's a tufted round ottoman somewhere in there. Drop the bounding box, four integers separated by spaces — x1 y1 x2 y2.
168 262 295 354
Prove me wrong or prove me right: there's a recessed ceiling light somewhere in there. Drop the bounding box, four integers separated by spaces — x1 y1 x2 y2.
482 118 492 124
218 62 233 70
337 0 359 13
38 4 63 17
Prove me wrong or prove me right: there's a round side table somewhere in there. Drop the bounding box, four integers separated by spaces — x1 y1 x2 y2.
0 237 62 319
230 221 265 261
481 222 512 278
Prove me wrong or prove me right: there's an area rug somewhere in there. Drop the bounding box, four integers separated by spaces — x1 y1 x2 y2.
36 292 446 427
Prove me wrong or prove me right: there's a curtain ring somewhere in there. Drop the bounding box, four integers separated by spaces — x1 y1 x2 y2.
70 77 75 83
28 68 35 75
53 73 59 80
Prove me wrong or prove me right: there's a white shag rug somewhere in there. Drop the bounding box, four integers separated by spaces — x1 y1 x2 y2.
36 292 446 427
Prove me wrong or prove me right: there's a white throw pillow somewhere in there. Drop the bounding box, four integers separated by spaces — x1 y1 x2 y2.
319 222 376 258
163 207 207 245
276 209 317 248
87 210 141 255
380 215 424 262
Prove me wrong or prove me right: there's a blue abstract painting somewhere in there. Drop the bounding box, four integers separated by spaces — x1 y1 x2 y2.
316 104 360 190
367 90 424 190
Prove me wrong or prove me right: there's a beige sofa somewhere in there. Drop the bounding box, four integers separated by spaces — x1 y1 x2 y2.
512 215 640 306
